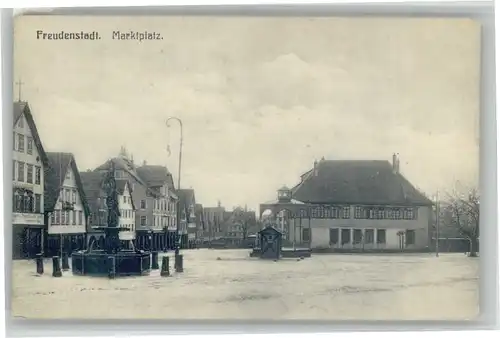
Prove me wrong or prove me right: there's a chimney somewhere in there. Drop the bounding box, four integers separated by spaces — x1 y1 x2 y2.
217 200 221 208
143 160 147 166
392 153 400 173
313 159 319 177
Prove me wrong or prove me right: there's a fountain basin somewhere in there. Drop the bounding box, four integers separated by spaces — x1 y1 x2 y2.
71 250 151 277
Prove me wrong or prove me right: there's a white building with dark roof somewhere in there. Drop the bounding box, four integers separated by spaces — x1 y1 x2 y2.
12 102 49 259
260 154 434 251
44 152 90 257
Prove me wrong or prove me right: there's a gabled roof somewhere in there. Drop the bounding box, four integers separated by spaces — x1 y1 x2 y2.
291 160 433 206
258 225 283 235
44 152 91 216
13 101 49 166
95 157 146 186
136 165 175 189
80 171 105 206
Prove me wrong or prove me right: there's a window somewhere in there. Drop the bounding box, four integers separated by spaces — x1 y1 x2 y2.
72 210 76 225
365 229 374 244
18 134 24 152
302 228 311 242
404 208 416 220
61 210 66 225
13 192 22 212
72 190 77 204
35 166 41 185
65 189 70 203
24 193 34 212
78 211 83 225
342 206 350 219
354 206 362 219
329 228 339 244
395 208 402 219
26 164 33 183
353 229 363 244
140 200 147 209
50 212 56 225
65 169 70 180
406 230 416 245
55 210 60 225
376 229 386 244
35 194 41 213
65 211 70 225
13 132 16 150
12 161 16 181
17 162 24 182
27 137 33 155
140 216 147 226
341 229 350 244
377 208 385 219
123 196 127 203
18 117 24 128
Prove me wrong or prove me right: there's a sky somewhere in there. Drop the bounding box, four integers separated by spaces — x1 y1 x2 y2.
13 16 480 211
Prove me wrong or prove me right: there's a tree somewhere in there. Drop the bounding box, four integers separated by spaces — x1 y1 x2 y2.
232 206 257 240
445 187 480 257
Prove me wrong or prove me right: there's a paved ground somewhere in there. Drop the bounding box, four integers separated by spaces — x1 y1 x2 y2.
10 249 479 320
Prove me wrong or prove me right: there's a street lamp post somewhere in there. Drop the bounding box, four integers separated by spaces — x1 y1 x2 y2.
166 117 183 256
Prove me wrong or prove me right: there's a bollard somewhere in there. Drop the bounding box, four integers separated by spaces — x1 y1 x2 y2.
52 256 62 277
175 254 184 273
62 252 70 271
108 256 116 279
36 254 44 275
160 256 170 277
151 251 159 270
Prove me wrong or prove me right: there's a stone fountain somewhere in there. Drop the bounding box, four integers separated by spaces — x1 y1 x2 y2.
71 162 151 277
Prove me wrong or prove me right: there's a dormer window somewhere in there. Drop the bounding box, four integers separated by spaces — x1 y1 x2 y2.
277 186 292 202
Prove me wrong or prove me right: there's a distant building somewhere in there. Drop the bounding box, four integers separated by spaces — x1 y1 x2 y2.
44 152 90 256
12 102 49 259
94 151 155 250
80 171 137 250
203 202 226 239
117 180 137 244
194 204 205 243
177 189 197 248
136 165 178 250
260 155 433 251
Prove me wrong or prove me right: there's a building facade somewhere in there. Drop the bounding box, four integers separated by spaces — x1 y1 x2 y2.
203 203 226 240
12 102 49 259
194 204 205 244
94 152 155 249
177 189 196 248
44 152 90 256
79 171 106 249
260 155 434 251
136 165 178 251
118 180 136 244
80 171 137 250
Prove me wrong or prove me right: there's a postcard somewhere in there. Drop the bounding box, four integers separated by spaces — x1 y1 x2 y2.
11 15 480 320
